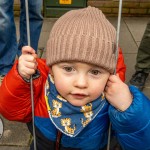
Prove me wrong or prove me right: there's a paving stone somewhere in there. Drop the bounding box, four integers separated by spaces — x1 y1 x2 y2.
41 18 57 32
108 17 138 54
124 17 148 42
123 53 137 83
37 18 57 49
0 116 31 146
38 31 50 48
14 18 20 42
0 146 29 150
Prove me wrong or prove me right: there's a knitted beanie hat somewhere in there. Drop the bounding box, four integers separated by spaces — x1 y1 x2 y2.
46 6 116 73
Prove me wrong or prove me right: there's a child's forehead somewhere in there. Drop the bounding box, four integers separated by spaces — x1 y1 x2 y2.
57 61 98 66
55 61 108 71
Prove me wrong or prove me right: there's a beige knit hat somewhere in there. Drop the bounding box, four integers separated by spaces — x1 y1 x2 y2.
46 6 116 73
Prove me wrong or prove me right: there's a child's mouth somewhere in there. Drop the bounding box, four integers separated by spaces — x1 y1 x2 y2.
71 93 88 99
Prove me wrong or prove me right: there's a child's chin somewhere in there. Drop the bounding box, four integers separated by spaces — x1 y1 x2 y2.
68 100 89 107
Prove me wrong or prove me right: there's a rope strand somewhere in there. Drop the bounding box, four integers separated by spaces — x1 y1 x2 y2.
25 0 37 149
107 0 123 150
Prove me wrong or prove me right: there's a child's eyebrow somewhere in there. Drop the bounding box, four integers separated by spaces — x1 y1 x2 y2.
57 62 74 67
59 61 78 65
91 66 107 73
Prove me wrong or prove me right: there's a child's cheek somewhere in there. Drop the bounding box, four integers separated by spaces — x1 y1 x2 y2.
54 80 68 97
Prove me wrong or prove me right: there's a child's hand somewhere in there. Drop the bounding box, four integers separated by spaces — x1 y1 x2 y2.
105 74 132 111
18 46 38 79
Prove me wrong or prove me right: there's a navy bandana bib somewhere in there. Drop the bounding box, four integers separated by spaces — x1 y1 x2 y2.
45 74 106 137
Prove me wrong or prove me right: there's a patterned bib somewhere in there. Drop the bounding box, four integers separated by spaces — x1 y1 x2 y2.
45 74 106 137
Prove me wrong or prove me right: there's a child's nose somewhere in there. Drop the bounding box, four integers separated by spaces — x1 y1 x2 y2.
74 75 88 88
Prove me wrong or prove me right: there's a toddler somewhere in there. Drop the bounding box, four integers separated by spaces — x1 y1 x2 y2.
0 6 150 150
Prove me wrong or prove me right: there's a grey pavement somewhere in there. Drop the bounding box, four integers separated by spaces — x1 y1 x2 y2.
0 16 150 150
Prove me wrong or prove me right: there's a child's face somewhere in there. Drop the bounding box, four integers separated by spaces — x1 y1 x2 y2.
50 62 110 106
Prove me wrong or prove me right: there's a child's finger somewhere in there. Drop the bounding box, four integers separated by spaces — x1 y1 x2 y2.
116 73 119 77
106 81 112 87
104 85 109 92
24 61 38 70
108 74 122 83
23 68 36 79
22 46 36 55
32 53 38 59
24 54 37 63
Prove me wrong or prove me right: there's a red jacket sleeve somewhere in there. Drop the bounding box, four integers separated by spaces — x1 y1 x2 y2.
0 59 49 122
116 48 126 82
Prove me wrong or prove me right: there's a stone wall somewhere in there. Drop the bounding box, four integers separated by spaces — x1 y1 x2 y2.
88 0 150 16
14 0 150 16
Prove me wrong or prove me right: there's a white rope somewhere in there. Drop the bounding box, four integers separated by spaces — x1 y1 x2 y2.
114 0 123 75
107 0 123 150
25 0 37 149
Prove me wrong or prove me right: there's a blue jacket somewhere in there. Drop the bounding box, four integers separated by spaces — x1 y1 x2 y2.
34 86 150 150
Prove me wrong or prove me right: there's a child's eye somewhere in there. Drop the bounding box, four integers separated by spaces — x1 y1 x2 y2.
63 67 74 72
90 70 100 75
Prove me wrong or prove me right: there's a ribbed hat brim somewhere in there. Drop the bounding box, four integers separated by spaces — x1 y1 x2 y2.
46 6 116 73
